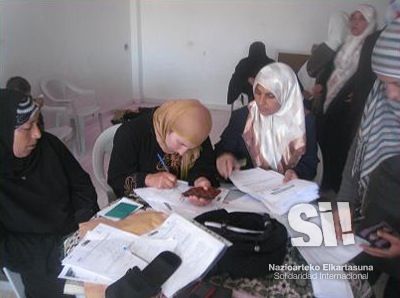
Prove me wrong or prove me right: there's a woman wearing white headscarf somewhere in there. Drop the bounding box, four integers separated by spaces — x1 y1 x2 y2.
298 11 349 112
215 62 318 182
319 4 377 192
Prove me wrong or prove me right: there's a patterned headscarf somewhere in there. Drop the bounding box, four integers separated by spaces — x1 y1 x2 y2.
371 18 400 79
243 63 306 174
324 4 377 112
15 95 39 128
352 19 400 210
153 99 212 178
385 0 400 25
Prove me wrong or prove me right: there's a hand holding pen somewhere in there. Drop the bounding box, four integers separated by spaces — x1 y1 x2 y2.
144 153 177 189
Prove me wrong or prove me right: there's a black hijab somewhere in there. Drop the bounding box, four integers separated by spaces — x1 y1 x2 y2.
227 41 274 104
0 89 40 178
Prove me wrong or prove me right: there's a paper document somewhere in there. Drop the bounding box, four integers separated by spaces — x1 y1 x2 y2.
60 214 228 297
229 168 319 215
143 213 229 297
61 224 148 283
134 180 229 218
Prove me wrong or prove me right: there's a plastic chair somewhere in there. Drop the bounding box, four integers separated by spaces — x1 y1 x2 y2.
40 78 103 155
41 105 76 152
230 93 249 112
2 267 26 298
92 124 121 203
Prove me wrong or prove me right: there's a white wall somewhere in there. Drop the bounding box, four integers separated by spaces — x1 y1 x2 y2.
0 0 388 110
0 0 133 110
136 0 387 107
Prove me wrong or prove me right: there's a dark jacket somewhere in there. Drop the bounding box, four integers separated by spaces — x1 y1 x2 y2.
214 106 318 180
108 108 219 198
0 89 99 297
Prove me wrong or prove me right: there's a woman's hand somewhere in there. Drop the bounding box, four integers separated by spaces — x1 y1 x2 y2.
145 172 177 189
312 84 323 97
216 153 240 179
187 177 213 206
283 169 298 183
361 230 400 258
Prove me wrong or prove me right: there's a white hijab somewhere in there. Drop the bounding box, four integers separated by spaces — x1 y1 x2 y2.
325 11 350 51
298 11 348 93
243 63 306 173
324 4 377 112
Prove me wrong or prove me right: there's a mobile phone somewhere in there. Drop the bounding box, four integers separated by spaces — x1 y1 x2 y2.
182 186 221 201
358 221 397 249
142 251 182 286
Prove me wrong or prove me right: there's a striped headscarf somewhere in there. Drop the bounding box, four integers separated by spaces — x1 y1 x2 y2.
352 19 400 207
371 18 400 79
15 95 39 128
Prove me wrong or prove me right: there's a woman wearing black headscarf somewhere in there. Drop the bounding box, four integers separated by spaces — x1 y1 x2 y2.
0 89 99 297
227 41 274 105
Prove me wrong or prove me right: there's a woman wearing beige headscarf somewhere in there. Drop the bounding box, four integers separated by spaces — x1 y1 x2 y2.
215 62 318 182
108 99 218 205
319 4 377 193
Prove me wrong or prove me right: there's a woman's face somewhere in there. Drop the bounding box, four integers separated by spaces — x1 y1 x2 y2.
165 131 196 156
254 84 281 116
13 114 41 158
378 74 400 102
350 11 368 36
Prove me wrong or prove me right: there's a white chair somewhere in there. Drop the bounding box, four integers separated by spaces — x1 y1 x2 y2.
230 93 249 112
2 267 26 298
41 105 76 153
40 78 103 155
92 124 121 203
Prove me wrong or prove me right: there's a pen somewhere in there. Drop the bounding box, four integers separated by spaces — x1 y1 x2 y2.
271 184 295 195
122 245 149 263
157 153 170 172
164 202 173 211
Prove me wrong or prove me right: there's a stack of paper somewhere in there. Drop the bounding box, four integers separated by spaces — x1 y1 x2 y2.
229 168 319 215
60 214 229 297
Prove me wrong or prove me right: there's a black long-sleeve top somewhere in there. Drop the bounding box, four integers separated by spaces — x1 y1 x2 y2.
108 108 219 198
0 133 99 272
214 107 318 180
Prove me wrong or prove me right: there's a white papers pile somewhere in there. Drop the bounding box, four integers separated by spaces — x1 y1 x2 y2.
229 168 319 215
134 180 229 218
60 224 148 285
60 214 229 297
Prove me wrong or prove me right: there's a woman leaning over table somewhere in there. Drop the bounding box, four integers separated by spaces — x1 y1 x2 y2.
0 89 99 298
107 99 219 206
215 62 318 182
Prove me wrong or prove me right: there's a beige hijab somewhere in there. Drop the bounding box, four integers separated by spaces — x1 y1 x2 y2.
324 4 377 112
243 63 306 174
153 99 212 178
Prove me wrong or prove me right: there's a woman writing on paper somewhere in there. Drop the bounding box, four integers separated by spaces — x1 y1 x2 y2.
0 90 99 297
108 99 218 205
215 62 318 182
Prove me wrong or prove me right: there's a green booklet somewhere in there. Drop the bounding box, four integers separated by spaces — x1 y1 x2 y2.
98 197 143 221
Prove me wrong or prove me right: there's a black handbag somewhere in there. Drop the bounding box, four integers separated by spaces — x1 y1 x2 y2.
195 209 288 278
